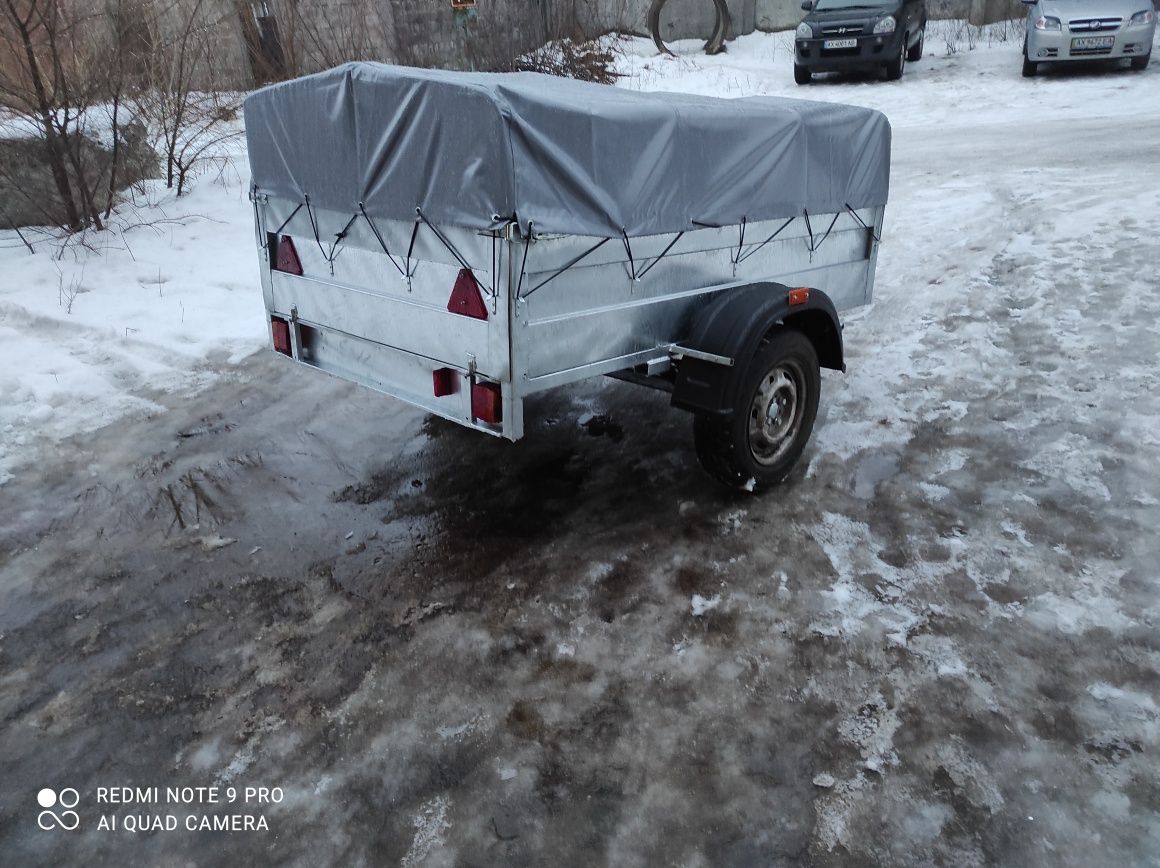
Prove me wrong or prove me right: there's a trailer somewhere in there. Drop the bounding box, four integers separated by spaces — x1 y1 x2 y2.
244 63 891 489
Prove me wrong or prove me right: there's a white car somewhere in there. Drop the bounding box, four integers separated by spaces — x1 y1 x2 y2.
1022 0 1156 75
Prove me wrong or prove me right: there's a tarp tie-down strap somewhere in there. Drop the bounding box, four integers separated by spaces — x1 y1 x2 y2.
273 203 302 238
404 220 421 289
304 195 356 276
358 203 409 279
416 207 494 298
521 234 607 299
516 220 535 299
803 208 841 259
731 217 748 275
332 215 358 264
636 231 685 281
736 217 795 267
845 204 881 243
621 230 638 282
250 190 265 252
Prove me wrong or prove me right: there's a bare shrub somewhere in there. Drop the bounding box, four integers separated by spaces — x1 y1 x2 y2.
277 0 392 75
492 37 623 85
131 0 243 197
929 16 1026 54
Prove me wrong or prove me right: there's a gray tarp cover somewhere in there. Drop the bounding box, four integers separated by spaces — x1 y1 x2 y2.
244 62 891 239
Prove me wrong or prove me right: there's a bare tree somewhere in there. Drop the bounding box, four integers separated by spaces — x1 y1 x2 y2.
131 0 242 196
0 0 150 231
1 0 94 229
277 0 391 74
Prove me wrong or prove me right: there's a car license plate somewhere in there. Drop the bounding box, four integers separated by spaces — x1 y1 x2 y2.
823 38 858 49
1071 36 1114 49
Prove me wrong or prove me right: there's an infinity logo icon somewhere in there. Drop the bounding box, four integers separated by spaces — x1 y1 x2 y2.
37 788 80 831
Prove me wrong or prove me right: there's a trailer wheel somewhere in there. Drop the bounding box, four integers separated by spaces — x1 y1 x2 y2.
693 328 820 491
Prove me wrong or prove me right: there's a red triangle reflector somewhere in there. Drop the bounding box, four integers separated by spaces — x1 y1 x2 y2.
275 235 303 276
447 269 488 320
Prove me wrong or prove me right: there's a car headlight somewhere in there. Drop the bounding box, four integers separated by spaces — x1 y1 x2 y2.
796 22 814 38
1129 9 1154 24
873 16 896 34
1034 15 1062 30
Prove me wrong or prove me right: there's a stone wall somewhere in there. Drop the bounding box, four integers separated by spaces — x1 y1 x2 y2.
0 125 158 229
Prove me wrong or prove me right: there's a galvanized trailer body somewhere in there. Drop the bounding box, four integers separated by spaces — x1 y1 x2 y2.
252 197 884 441
245 63 891 485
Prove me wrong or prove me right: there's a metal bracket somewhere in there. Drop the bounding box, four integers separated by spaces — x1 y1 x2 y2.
645 356 672 376
665 344 734 367
289 304 303 360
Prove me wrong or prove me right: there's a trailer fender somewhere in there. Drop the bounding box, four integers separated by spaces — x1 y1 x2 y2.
671 282 843 417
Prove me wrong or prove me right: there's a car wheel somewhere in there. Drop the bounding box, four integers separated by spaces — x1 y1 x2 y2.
1022 39 1037 77
885 40 906 80
1130 53 1150 71
693 329 820 491
906 26 924 62
794 63 812 84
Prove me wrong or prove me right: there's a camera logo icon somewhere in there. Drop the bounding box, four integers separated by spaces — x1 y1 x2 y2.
37 788 80 831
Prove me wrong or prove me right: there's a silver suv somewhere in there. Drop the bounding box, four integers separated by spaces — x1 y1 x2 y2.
1022 0 1156 75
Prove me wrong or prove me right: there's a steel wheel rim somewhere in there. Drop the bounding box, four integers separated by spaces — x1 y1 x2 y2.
747 362 805 466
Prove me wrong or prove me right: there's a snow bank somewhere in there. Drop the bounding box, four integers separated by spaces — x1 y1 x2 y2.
0 131 265 485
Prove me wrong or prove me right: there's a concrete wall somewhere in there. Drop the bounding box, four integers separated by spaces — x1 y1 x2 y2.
201 0 1026 88
583 0 1023 39
387 0 557 69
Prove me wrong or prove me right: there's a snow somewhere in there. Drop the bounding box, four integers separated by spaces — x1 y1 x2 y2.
614 20 1157 130
1 21 1159 490
690 593 721 615
401 795 451 867
0 131 265 484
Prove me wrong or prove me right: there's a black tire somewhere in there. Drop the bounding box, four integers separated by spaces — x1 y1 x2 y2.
1130 53 1150 71
906 26 924 62
693 329 821 491
794 63 812 84
1022 40 1037 77
885 40 906 80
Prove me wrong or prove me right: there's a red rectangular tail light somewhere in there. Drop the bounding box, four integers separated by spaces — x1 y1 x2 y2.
471 381 502 424
271 317 292 356
432 367 458 397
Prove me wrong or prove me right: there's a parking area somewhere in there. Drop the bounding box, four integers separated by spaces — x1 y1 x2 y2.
2 37 1159 868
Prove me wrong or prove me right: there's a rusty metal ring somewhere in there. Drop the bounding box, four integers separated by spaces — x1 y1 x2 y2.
648 0 732 56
